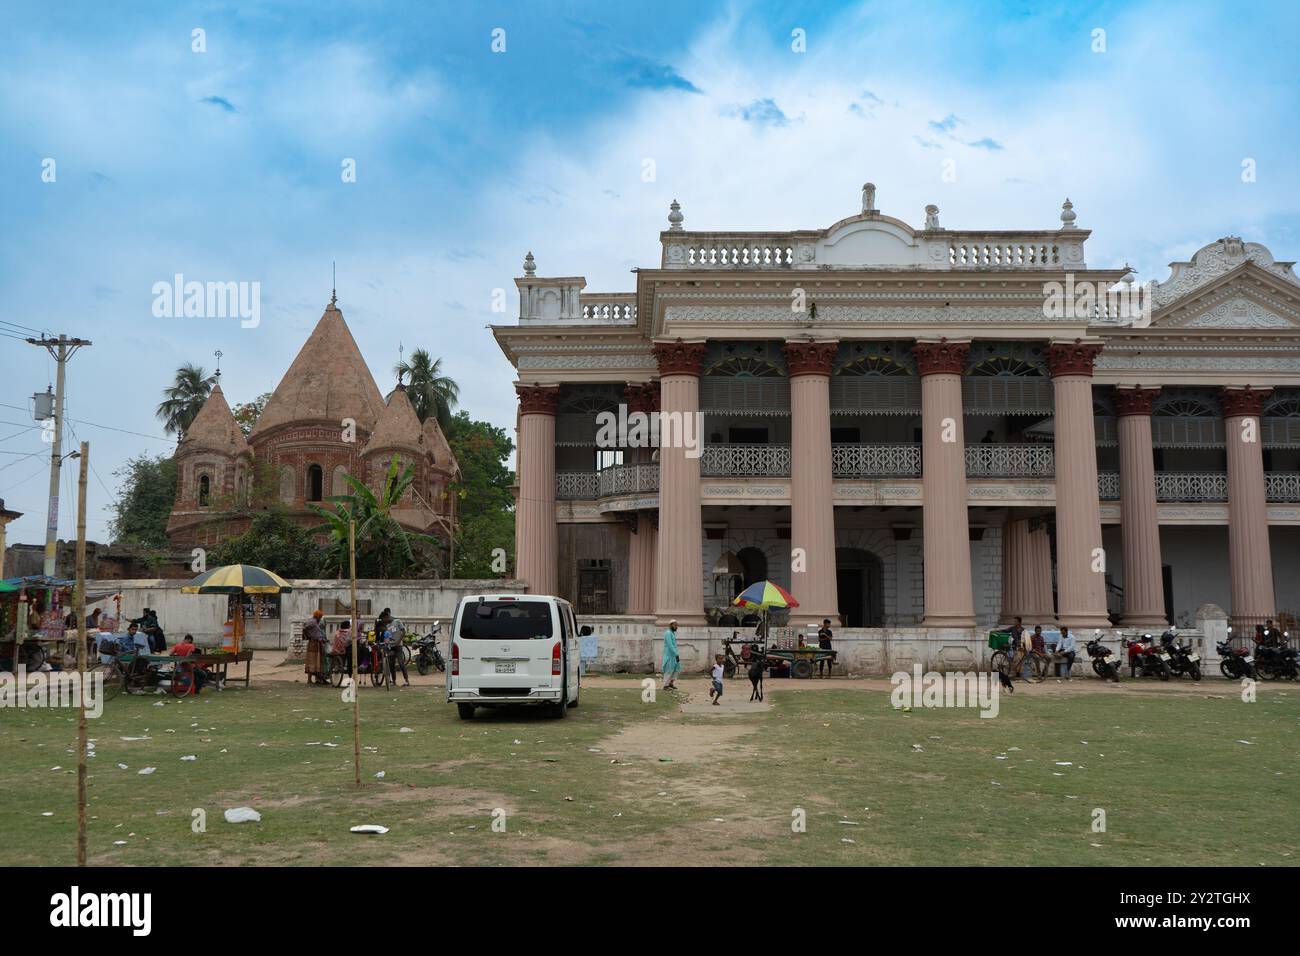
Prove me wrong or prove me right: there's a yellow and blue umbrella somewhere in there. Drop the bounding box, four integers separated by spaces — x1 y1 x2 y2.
180 564 293 595
732 580 799 610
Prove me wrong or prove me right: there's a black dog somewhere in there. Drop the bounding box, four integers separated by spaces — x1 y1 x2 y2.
748 650 765 702
997 669 1015 694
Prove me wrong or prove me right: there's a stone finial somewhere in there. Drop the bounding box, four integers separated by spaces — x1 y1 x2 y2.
1060 198 1078 230
667 199 684 231
523 251 536 276
862 182 877 214
924 204 941 230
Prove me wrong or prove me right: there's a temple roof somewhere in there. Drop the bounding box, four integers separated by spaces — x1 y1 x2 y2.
422 415 459 476
249 299 386 440
179 383 251 457
362 385 427 456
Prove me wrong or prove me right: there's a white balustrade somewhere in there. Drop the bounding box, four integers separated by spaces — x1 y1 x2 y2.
832 443 921 477
947 236 1060 269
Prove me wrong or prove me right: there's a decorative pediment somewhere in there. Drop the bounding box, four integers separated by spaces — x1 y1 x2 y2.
1152 237 1299 309
1152 279 1300 330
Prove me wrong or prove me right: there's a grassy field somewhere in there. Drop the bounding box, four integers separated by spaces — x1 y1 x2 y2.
2 676 1298 866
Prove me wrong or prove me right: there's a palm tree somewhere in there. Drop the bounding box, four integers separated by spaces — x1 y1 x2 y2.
395 349 459 430
157 364 217 439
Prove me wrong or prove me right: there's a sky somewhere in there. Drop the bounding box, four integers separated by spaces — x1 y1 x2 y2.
1 0 1298 547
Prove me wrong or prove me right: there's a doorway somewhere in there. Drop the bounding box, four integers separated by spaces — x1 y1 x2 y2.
835 547 884 627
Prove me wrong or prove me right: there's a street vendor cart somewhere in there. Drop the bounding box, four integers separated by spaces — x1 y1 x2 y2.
764 644 837 679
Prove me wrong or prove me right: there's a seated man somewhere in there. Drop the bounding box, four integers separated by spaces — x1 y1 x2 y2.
169 633 211 692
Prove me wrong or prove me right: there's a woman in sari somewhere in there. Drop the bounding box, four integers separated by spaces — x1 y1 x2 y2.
303 609 327 684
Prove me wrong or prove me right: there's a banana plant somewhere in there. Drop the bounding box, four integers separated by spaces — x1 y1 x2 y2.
309 456 440 578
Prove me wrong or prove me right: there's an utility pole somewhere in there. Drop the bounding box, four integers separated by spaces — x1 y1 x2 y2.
26 335 92 578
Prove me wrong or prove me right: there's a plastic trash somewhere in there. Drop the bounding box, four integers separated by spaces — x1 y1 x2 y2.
350 824 389 835
224 807 262 824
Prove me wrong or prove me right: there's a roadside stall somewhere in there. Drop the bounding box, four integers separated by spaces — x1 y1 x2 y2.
177 563 294 689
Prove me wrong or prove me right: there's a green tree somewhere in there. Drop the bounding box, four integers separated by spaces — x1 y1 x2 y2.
231 392 272 437
208 507 327 578
445 411 515 578
157 363 217 438
395 349 459 430
309 456 440 579
109 454 177 546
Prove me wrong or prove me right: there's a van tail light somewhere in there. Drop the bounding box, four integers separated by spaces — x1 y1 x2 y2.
451 642 460 676
552 641 562 675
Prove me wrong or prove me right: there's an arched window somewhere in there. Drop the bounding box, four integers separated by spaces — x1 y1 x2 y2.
307 464 324 502
279 465 295 503
198 474 211 507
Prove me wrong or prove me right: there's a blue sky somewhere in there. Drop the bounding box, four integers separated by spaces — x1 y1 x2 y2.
1 0 1298 546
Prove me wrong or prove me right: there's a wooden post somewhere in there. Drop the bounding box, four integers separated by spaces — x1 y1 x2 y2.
74 442 89 867
349 518 360 787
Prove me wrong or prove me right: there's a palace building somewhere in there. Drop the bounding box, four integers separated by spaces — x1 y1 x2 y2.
493 187 1300 641
166 295 459 553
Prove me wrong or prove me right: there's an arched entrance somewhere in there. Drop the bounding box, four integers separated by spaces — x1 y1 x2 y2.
836 547 883 627
736 547 768 593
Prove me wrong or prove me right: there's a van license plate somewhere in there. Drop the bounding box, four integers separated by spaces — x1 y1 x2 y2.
495 662 515 674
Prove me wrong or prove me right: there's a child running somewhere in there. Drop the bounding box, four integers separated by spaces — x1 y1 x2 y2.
709 653 725 705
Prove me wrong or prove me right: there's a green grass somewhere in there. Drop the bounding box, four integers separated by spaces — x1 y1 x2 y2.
2 679 1297 866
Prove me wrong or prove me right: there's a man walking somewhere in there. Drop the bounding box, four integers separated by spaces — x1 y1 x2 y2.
662 620 681 691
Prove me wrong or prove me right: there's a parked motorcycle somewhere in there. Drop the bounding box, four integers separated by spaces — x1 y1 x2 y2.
1254 631 1299 681
414 622 446 676
1085 635 1121 682
1124 634 1172 680
1160 629 1202 681
1215 639 1258 681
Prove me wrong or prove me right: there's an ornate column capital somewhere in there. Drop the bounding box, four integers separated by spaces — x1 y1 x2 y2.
1046 339 1104 378
653 338 707 377
782 340 839 378
911 338 970 377
1220 386 1272 418
1113 386 1161 417
515 384 558 416
624 382 660 415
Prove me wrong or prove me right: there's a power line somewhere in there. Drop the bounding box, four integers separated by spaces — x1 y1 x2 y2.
0 402 172 445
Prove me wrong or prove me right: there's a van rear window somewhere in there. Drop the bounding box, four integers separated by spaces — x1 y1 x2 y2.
459 601 554 640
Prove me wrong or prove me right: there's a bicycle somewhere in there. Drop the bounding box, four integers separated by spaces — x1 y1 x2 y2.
990 647 1050 682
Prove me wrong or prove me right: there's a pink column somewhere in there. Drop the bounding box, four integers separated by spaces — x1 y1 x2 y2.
627 514 657 615
514 385 559 595
912 339 975 627
1047 340 1111 630
1223 387 1276 621
783 340 840 625
1115 387 1167 628
624 383 659 615
653 340 707 625
1001 517 1055 624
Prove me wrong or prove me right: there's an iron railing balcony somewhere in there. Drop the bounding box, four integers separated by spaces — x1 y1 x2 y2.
832 443 921 478
555 472 599 500
964 443 1054 478
597 463 660 496
700 443 792 477
1099 471 1300 503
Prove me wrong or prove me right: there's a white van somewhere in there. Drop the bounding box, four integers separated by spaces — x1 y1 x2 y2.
446 593 587 720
